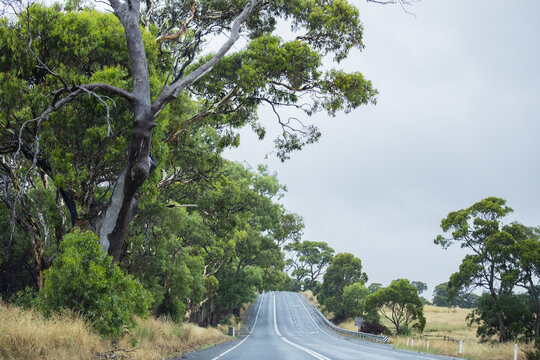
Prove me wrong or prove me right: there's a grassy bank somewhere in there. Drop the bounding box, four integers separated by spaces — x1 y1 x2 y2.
338 305 534 360
391 335 533 360
300 292 535 360
0 302 228 360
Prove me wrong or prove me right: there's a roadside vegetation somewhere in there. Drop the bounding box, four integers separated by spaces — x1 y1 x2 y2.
0 1 537 359
324 302 534 360
0 0 371 346
297 202 540 360
0 301 228 360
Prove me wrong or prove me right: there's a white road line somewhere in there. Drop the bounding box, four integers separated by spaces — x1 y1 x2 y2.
211 293 265 360
273 292 332 360
294 293 441 360
294 292 347 342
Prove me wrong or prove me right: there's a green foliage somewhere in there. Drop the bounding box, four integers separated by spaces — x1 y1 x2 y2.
365 279 426 335
285 240 334 287
123 204 206 323
432 282 478 308
187 0 377 161
40 231 152 337
368 283 383 294
1 0 380 331
469 292 536 343
436 197 540 341
342 282 371 319
319 252 367 323
360 319 390 336
411 281 427 295
0 204 35 298
432 282 451 307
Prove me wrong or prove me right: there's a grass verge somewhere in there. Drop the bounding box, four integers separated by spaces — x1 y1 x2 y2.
0 302 229 360
337 304 535 360
391 336 533 360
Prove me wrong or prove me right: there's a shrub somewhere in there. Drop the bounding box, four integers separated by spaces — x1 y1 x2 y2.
39 231 152 337
360 320 390 336
523 337 540 360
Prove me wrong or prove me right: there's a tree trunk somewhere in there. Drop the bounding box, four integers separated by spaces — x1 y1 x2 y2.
99 1 154 262
0 160 45 289
531 280 540 338
97 0 261 261
497 312 506 343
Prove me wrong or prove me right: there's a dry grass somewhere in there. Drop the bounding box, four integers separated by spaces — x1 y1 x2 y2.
422 305 477 340
392 336 534 360
326 300 535 360
300 290 321 307
0 302 229 360
0 302 106 360
389 305 534 360
117 317 228 360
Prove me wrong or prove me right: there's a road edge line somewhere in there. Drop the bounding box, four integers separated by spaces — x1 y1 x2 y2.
211 292 265 360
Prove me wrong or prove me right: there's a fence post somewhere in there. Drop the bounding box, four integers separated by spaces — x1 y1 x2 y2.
514 344 518 360
411 339 414 347
427 340 430 349
406 338 409 347
459 340 463 354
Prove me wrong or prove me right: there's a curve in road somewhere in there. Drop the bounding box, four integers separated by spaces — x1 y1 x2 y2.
181 291 461 360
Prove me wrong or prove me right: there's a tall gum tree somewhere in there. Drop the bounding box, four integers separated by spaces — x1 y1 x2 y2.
435 197 534 342
0 0 403 262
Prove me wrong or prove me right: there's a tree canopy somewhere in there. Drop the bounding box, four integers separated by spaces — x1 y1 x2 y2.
285 240 334 288
432 282 478 309
435 197 540 342
365 279 425 335
0 0 378 270
319 252 367 323
0 0 411 337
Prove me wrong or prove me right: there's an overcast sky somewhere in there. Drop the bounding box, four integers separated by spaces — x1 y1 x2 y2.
223 0 540 298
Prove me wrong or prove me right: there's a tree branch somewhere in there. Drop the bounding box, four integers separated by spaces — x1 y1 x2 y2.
152 0 262 113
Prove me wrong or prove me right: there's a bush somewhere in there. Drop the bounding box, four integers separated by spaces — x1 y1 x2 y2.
39 231 152 337
524 337 540 360
360 319 391 336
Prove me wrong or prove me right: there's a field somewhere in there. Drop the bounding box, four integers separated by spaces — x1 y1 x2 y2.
338 305 534 360
0 302 228 360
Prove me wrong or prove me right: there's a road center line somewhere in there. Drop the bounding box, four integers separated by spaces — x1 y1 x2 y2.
273 292 331 360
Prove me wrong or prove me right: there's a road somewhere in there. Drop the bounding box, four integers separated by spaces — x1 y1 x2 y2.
181 291 460 360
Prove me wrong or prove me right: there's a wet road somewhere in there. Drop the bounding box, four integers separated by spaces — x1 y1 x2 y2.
181 291 460 360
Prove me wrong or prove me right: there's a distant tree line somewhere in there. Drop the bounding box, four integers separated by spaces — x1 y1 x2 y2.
286 243 427 336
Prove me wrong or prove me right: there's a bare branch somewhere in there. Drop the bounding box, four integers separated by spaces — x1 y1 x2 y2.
156 0 196 43
367 0 418 17
152 0 262 113
163 85 239 144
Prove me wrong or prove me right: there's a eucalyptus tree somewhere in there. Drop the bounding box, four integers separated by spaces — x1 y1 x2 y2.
0 0 380 263
365 279 426 335
285 240 334 287
411 281 427 295
504 223 540 338
319 252 368 322
435 197 535 342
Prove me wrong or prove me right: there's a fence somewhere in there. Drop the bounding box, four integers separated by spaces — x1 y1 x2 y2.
310 305 389 343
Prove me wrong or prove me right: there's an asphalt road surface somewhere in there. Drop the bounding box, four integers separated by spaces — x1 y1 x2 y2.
180 291 461 360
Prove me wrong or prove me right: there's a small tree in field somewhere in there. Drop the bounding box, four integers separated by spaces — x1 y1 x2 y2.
365 279 425 335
